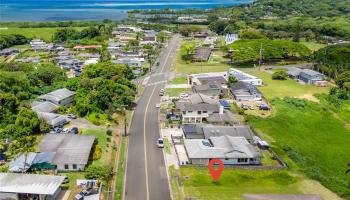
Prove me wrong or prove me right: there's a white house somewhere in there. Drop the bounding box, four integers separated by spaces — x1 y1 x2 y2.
184 135 261 165
225 34 239 45
39 134 95 171
229 68 263 86
115 57 145 68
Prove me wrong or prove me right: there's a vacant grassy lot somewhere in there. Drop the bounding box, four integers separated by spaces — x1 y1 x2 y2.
82 129 108 165
166 88 190 97
0 27 86 41
174 40 230 74
180 166 302 200
248 98 350 199
171 76 188 84
240 68 329 99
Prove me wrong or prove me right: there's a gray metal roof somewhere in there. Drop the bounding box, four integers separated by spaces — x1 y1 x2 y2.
39 88 75 102
36 112 67 126
32 101 59 113
230 81 262 96
184 135 261 159
203 125 253 141
0 173 65 195
206 111 237 124
300 69 324 77
193 47 211 61
183 124 204 137
176 93 219 112
39 134 95 165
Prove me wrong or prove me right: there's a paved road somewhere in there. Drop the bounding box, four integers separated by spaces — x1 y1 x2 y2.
124 35 180 200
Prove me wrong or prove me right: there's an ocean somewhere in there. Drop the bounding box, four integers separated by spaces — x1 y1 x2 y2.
0 0 252 22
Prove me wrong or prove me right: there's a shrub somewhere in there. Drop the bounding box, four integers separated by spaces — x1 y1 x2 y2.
92 145 102 160
85 164 113 182
272 70 288 80
106 129 113 136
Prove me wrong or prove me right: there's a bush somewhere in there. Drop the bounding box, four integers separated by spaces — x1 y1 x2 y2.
85 164 113 182
272 70 288 80
106 129 113 136
92 145 102 160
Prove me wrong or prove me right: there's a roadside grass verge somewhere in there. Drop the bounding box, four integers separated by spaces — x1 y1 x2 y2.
115 137 127 200
180 166 301 200
169 165 185 200
248 98 350 198
163 138 171 155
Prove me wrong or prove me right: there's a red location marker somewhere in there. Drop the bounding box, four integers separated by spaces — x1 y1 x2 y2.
208 158 224 182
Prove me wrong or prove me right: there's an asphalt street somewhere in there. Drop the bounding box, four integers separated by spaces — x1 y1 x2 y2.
124 34 180 200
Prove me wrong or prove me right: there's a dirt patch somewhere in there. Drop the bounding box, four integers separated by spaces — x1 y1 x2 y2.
297 94 320 102
298 180 344 200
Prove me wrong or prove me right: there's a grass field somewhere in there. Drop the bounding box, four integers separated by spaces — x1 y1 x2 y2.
248 98 350 199
240 68 329 100
174 40 230 74
0 27 86 41
300 41 327 51
166 88 190 97
82 129 108 166
171 76 188 84
180 167 303 200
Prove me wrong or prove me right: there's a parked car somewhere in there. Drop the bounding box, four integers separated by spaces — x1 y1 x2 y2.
179 93 189 99
67 114 77 119
70 127 79 134
62 128 69 134
259 104 270 110
159 89 164 96
54 127 63 133
241 104 248 110
249 105 255 110
157 138 164 148
155 103 161 108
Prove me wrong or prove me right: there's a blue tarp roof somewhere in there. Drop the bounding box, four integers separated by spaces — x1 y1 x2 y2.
219 99 231 108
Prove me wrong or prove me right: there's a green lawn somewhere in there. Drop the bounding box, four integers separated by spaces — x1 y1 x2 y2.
174 39 230 74
163 138 171 155
171 76 188 84
166 88 190 97
115 137 127 200
300 41 327 52
0 27 86 41
240 68 329 99
248 98 350 198
59 172 85 198
82 129 108 165
180 166 302 200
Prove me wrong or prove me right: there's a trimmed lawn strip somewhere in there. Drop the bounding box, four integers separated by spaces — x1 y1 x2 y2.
166 88 190 97
163 138 171 155
171 76 188 84
82 129 108 166
169 165 185 200
115 137 127 200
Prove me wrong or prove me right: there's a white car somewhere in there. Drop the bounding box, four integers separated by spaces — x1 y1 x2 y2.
155 103 161 108
62 128 69 134
157 138 164 148
179 93 189 99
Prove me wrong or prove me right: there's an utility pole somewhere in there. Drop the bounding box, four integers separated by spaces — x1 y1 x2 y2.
121 105 128 136
259 43 263 71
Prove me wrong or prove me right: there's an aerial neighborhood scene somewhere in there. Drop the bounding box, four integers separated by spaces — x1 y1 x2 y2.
0 0 350 200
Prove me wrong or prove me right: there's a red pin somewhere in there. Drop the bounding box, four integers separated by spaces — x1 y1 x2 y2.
208 158 224 182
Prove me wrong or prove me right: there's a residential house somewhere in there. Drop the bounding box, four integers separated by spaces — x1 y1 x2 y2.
230 81 263 102
73 45 102 50
39 134 95 171
32 101 59 113
114 57 145 68
15 56 40 63
203 37 217 48
229 68 263 86
140 35 157 45
182 124 204 139
188 72 228 86
193 30 214 38
192 82 225 99
9 152 55 172
39 88 76 106
0 173 65 200
0 48 19 56
36 112 68 127
176 93 220 123
184 135 261 165
225 34 239 45
286 67 326 84
30 39 53 52
193 47 212 62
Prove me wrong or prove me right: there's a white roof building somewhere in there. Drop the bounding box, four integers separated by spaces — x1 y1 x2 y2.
225 34 239 45
229 68 263 86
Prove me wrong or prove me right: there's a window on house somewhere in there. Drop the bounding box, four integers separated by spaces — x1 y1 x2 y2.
197 111 202 115
203 111 207 113
64 164 69 169
188 111 193 113
238 158 248 163
73 164 77 169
